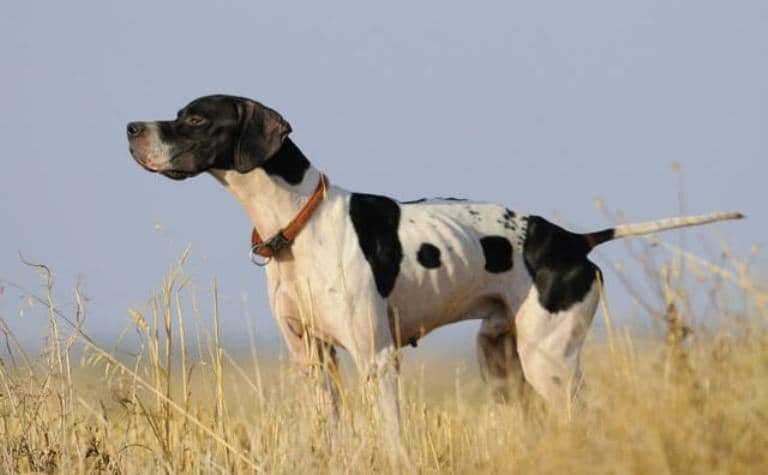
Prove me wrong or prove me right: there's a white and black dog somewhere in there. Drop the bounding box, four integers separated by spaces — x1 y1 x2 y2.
127 94 741 440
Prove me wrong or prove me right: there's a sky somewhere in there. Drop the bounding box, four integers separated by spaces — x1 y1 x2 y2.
1 1 766 353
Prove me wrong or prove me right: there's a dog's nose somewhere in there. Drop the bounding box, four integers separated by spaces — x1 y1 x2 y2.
127 122 145 137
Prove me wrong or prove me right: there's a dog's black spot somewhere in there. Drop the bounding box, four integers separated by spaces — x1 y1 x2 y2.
468 209 480 216
349 194 403 297
503 208 516 221
416 243 441 269
479 236 513 273
523 216 600 313
503 222 516 231
516 216 529 248
402 197 467 204
261 138 309 185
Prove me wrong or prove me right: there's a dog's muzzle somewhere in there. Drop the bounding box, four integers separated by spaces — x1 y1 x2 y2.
127 121 170 173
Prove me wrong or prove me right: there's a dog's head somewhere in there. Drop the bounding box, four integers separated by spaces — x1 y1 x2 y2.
127 95 292 180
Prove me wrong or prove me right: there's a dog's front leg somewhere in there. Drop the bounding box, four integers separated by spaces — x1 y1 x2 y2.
273 292 341 429
367 345 401 438
347 307 408 469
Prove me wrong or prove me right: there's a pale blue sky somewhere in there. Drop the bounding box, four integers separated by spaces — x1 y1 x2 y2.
1 1 765 351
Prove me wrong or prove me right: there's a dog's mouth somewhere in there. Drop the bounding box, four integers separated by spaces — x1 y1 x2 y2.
129 146 199 181
160 170 195 180
160 147 201 180
130 151 157 172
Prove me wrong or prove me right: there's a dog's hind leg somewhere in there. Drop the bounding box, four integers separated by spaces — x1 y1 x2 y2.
515 277 600 414
476 314 527 403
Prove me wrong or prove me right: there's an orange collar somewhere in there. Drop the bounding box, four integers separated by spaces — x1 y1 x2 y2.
250 173 329 261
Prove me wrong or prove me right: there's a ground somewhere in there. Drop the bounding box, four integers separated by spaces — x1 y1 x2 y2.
0 252 766 474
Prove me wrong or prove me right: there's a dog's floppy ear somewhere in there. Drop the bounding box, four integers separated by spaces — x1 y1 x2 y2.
234 100 292 172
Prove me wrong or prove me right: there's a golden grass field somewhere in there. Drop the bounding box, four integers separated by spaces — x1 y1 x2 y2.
1 235 766 474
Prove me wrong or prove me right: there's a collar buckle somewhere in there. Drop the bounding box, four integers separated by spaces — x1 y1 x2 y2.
249 173 329 265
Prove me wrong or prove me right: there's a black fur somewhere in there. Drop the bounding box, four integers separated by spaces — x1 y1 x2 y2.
129 95 293 180
479 236 514 273
416 243 442 269
262 138 309 184
522 216 600 313
349 194 404 297
401 197 467 204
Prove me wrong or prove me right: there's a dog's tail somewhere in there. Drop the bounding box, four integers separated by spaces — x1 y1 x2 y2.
583 211 744 251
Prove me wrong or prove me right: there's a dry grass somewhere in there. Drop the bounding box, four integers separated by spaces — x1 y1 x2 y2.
0 238 766 474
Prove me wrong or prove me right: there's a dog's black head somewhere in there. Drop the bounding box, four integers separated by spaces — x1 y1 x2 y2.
127 95 292 180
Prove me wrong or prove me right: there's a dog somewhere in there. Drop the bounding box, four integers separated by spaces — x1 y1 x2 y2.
127 94 742 449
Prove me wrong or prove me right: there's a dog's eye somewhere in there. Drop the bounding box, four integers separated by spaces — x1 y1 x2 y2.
185 115 206 126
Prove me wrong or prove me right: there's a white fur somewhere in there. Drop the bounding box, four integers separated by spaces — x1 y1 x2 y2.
203 161 739 460
207 163 598 457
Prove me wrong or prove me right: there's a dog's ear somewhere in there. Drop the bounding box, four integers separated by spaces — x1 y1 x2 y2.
234 100 292 172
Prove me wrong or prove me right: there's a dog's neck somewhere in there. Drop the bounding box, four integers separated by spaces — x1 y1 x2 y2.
208 139 323 238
